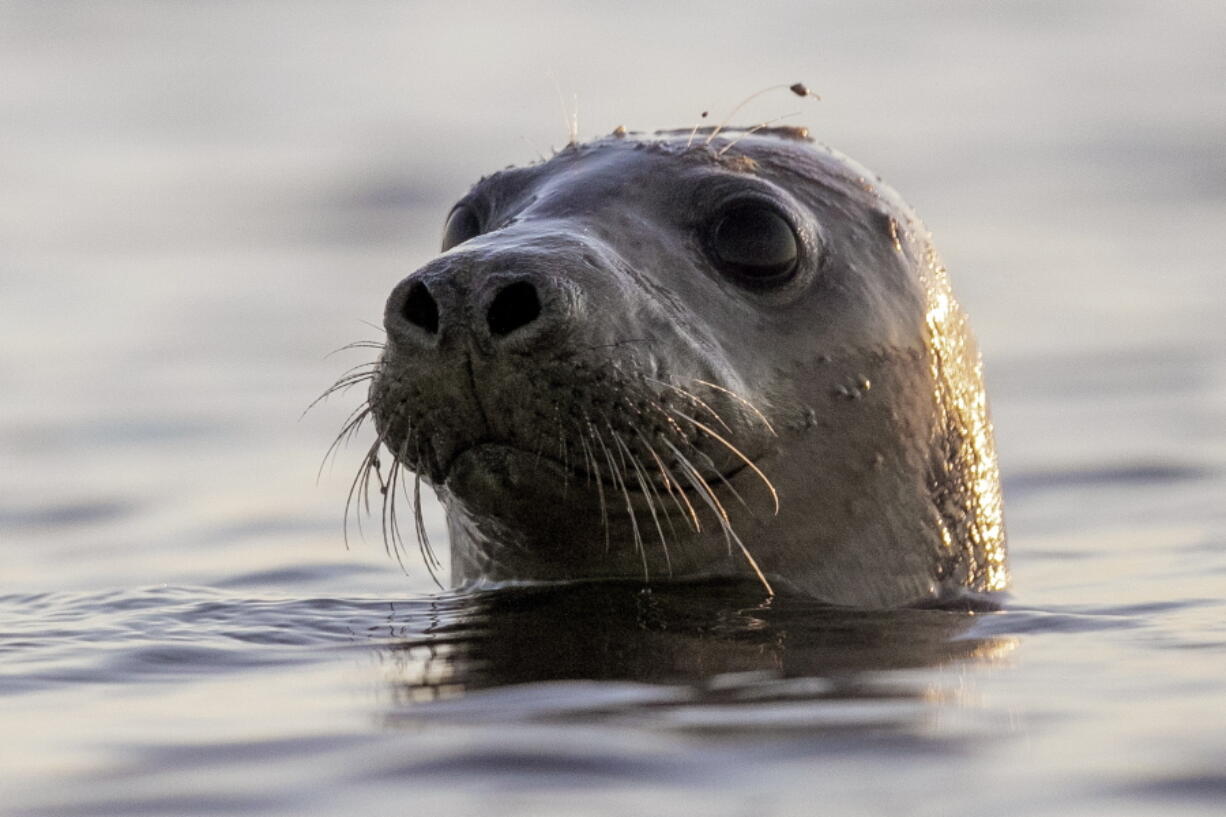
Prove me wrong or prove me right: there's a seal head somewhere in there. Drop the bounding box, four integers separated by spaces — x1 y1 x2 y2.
365 128 1007 607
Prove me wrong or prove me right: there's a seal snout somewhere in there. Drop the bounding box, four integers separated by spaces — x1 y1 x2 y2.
388 276 543 342
383 256 576 354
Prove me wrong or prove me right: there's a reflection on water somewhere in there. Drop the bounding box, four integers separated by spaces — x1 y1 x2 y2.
377 582 1014 724
2 573 1220 815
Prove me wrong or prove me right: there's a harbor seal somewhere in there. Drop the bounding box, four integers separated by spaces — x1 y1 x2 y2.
347 126 1007 607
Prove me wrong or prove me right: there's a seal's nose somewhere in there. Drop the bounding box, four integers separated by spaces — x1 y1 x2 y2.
383 251 578 355
486 280 541 337
401 280 440 335
383 271 449 349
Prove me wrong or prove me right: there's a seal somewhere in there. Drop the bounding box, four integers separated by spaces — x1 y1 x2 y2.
346 125 1007 607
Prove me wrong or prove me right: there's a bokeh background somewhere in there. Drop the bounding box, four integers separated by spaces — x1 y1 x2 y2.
2 2 1224 815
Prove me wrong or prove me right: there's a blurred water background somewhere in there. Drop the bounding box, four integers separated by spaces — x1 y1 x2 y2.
1 2 1224 815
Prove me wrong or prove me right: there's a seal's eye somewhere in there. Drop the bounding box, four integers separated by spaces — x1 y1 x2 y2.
441 204 481 251
709 204 799 285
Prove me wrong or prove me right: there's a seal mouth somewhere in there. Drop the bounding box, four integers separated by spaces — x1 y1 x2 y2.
442 440 751 496
444 442 569 483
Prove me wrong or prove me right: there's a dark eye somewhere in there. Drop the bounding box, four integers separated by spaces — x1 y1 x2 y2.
709 204 799 284
441 204 481 251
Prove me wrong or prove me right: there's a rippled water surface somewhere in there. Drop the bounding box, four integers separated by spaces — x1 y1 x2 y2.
2 2 1224 815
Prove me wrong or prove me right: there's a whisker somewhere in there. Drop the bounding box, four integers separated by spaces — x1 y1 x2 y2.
328 359 381 379
611 426 672 577
658 409 693 445
303 371 376 419
633 428 696 534
554 407 571 498
692 447 754 515
646 377 734 435
578 426 610 553
671 409 780 515
382 443 408 571
664 439 773 595
662 439 729 525
343 437 383 550
576 427 595 488
594 422 647 581
326 340 384 357
317 368 377 393
413 468 444 588
317 405 371 482
691 379 777 436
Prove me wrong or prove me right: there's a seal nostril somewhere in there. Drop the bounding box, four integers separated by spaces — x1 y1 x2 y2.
487 281 541 337
402 281 439 334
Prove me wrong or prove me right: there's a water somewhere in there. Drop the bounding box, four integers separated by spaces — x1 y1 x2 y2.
2 1 1224 814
